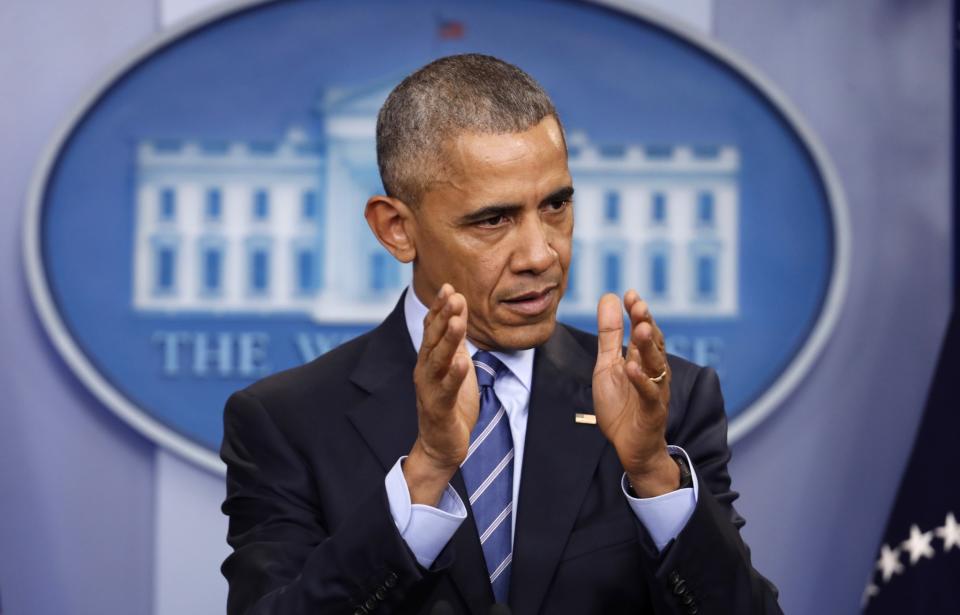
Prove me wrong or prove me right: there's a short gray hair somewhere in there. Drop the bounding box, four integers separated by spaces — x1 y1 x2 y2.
376 54 561 205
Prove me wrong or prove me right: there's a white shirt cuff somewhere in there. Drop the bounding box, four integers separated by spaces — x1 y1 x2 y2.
621 445 699 552
384 456 467 568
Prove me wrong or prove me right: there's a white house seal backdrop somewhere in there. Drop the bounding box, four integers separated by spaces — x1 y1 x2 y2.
24 0 848 472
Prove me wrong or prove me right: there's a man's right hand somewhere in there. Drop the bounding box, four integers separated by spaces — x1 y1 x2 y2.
405 284 479 506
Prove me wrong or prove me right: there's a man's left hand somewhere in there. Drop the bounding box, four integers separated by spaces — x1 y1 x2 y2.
593 290 680 498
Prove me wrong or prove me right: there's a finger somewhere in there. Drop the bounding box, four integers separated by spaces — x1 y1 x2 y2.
596 293 625 365
628 296 664 351
625 359 662 403
449 296 472 371
636 333 667 381
631 318 667 379
624 289 642 316
625 338 642 371
420 284 455 355
624 293 648 367
627 295 651 329
435 301 472 400
629 297 663 346
425 294 468 379
622 290 643 360
420 284 449 348
437 351 471 402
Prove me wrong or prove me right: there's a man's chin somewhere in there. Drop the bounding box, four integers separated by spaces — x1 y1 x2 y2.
484 318 558 352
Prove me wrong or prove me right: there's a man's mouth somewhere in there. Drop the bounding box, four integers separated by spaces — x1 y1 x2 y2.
501 286 558 317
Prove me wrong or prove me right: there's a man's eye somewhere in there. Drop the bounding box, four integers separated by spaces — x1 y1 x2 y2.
478 215 507 227
545 199 571 212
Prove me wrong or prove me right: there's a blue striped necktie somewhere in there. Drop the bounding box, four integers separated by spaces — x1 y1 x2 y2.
461 350 514 604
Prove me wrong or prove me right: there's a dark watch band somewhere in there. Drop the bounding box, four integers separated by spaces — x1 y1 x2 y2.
670 452 694 489
625 453 694 497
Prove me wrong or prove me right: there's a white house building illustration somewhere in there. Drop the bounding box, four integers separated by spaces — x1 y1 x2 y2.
132 82 739 322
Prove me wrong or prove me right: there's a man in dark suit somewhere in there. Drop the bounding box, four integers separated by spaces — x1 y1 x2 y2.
221 54 782 614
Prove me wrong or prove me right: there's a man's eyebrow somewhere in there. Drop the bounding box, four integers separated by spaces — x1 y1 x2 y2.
456 186 575 225
457 203 524 225
543 186 575 203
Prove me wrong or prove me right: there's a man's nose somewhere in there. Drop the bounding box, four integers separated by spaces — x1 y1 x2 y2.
512 215 557 274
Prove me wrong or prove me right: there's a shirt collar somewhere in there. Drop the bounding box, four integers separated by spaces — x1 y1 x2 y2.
403 286 534 392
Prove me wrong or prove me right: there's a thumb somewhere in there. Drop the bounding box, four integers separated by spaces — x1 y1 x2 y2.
596 293 624 365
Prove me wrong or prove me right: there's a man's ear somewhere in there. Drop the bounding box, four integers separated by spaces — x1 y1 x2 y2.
364 194 417 263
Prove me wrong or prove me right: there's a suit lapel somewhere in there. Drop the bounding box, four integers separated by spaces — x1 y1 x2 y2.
510 325 609 615
346 294 493 615
346 296 420 471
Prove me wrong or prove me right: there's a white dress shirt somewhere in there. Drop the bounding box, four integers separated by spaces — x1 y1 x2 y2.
384 287 698 568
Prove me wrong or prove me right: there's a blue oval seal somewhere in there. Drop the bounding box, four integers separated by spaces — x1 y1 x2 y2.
24 0 849 472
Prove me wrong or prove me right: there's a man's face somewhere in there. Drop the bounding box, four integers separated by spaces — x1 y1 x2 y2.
411 116 573 351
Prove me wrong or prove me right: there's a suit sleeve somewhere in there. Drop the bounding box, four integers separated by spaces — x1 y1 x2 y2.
637 366 783 614
220 390 449 615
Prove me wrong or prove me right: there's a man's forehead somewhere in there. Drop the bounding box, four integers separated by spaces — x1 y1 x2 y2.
446 117 565 160
407 117 570 213
439 122 567 183
429 164 572 211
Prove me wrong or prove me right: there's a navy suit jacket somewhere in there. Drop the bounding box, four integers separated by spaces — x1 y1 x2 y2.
221 295 782 614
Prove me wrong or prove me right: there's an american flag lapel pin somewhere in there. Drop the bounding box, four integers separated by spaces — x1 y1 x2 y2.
574 412 597 425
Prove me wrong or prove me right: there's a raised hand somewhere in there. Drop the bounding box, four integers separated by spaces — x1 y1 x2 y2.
404 283 479 505
593 290 679 497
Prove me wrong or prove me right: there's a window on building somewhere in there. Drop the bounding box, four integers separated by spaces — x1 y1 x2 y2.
205 188 222 221
566 259 576 298
253 189 270 220
651 252 669 297
603 252 621 295
646 145 673 159
296 248 317 294
250 141 277 155
302 191 318 221
369 252 400 292
299 193 327 291
371 253 385 292
651 192 667 224
202 247 223 294
692 145 720 159
604 191 620 223
200 141 229 154
599 144 626 158
697 192 715 226
154 245 176 294
695 254 717 301
159 188 176 221
250 248 270 294
566 241 580 299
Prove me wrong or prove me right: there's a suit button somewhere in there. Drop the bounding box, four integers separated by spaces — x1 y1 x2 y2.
364 597 377 610
353 609 366 615
375 588 386 600
673 580 687 595
385 572 399 588
668 571 680 586
681 593 695 606
687 606 698 615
